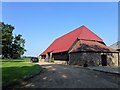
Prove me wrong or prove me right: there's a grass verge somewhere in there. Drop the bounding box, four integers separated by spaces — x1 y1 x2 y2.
0 58 41 86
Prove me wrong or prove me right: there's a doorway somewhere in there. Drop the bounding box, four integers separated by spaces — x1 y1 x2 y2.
101 54 107 66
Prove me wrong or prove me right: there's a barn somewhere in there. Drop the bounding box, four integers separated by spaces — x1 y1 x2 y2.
40 25 119 66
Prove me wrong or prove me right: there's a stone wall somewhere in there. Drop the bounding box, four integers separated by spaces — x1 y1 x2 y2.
54 60 68 65
69 52 101 66
69 52 119 67
107 53 118 66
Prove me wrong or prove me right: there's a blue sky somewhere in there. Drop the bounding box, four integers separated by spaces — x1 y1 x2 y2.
2 2 118 56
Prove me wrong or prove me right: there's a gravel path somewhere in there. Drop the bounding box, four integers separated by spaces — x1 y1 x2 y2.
11 62 120 88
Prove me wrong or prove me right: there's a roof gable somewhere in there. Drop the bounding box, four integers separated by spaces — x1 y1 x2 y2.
41 25 103 55
78 26 103 42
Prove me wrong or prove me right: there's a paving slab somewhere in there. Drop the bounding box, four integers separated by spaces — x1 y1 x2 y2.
87 66 120 75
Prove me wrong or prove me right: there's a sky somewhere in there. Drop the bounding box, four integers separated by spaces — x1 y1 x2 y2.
1 0 120 2
2 2 118 57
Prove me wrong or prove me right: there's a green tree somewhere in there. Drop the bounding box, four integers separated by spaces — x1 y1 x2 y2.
1 22 26 59
1 22 14 58
12 34 26 58
0 23 2 55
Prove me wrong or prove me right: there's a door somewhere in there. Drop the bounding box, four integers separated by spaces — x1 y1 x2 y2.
101 54 107 66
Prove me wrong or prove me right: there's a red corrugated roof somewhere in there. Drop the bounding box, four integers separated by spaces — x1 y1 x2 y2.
41 25 103 55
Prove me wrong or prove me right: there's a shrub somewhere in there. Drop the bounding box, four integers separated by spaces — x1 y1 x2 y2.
51 58 54 63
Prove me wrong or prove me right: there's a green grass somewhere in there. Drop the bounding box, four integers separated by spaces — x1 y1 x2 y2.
0 58 41 85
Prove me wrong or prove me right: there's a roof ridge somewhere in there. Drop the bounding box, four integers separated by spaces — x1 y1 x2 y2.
78 26 103 42
86 26 103 41
77 25 84 39
55 25 83 40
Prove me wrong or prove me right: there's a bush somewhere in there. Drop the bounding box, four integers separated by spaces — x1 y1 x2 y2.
51 58 54 63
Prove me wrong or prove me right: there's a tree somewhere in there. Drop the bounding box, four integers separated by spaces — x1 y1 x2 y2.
1 22 14 58
1 22 26 59
0 23 2 55
12 34 26 59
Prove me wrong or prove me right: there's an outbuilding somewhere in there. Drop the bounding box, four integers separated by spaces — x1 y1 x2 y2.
40 25 119 66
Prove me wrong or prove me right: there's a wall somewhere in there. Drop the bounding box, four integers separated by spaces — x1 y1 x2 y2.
107 53 118 66
41 52 68 62
69 52 119 67
53 52 68 61
69 52 100 66
54 60 68 64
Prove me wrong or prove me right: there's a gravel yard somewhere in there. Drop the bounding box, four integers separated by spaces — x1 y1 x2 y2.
10 61 120 89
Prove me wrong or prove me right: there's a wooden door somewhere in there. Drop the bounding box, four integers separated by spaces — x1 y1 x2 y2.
101 55 107 66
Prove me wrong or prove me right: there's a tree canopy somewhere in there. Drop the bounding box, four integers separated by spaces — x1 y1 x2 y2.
1 22 26 59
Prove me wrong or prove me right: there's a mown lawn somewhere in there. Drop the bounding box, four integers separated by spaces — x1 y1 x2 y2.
0 58 41 85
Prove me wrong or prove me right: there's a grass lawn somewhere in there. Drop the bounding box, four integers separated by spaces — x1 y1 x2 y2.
0 58 41 85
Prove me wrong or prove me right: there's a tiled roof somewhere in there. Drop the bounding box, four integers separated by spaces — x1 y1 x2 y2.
70 40 116 53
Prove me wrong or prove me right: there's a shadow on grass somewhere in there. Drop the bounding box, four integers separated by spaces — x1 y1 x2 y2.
2 64 41 87
0 58 30 62
1 60 24 62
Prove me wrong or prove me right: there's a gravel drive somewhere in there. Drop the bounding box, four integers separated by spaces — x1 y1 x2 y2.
10 62 120 88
